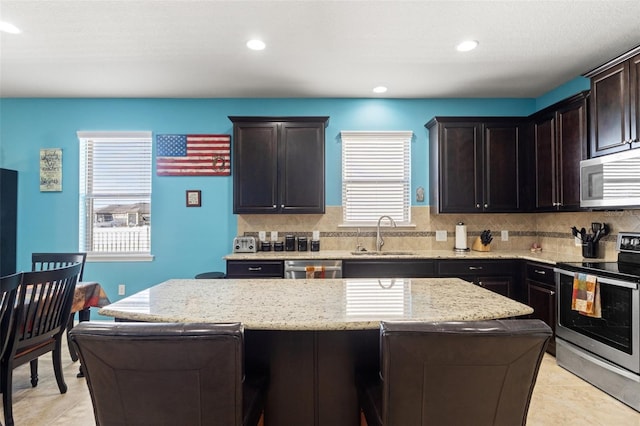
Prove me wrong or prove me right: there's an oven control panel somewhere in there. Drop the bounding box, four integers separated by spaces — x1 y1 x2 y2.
617 232 640 253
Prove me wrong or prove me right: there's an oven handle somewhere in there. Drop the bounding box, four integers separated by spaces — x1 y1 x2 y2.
554 268 639 290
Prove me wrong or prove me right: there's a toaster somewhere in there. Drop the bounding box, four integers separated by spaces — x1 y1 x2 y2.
233 236 257 253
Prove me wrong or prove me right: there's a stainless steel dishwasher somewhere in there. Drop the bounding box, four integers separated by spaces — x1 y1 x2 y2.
284 260 342 279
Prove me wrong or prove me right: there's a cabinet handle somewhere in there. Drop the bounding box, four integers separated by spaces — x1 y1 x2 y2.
476 203 481 208
478 281 484 287
248 267 263 271
534 270 546 275
272 205 277 208
468 266 483 270
549 291 555 296
281 204 285 208
484 204 488 208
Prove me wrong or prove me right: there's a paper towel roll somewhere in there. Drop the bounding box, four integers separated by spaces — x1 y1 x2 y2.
455 223 467 250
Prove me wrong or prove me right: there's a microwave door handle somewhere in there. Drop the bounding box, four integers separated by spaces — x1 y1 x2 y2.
554 268 638 290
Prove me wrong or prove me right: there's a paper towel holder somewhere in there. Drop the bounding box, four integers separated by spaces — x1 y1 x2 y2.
454 222 470 253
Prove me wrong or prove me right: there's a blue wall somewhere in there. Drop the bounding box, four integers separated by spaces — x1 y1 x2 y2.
0 80 587 315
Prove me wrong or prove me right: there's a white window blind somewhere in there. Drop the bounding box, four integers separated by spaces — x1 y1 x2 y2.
77 131 153 261
341 131 412 225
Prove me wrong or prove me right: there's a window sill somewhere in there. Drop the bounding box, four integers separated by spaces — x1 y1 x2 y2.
86 253 154 262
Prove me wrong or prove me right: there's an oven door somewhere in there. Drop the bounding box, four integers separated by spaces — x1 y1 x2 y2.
555 268 639 374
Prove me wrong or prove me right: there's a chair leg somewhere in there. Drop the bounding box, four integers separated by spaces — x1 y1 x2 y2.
2 360 15 426
53 338 68 394
66 312 79 362
29 359 38 387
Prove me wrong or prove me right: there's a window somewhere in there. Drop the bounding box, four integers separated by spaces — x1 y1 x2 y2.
78 131 153 261
341 131 412 226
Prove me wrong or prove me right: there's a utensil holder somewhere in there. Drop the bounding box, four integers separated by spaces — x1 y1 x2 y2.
582 241 598 258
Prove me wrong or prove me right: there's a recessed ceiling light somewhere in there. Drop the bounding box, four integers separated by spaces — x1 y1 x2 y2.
0 21 21 34
246 39 266 51
373 86 388 94
456 40 479 52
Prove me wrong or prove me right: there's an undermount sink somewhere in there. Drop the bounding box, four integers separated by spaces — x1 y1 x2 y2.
350 251 414 256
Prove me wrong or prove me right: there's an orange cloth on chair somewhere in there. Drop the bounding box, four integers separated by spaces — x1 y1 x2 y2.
571 273 602 318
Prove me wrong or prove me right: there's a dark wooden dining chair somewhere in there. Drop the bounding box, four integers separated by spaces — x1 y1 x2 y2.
1 263 82 426
0 273 22 364
69 321 268 426
356 319 552 426
31 252 87 361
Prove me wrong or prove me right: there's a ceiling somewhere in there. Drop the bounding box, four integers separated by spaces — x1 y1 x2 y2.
1 0 640 99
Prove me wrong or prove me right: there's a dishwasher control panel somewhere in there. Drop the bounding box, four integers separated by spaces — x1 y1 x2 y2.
284 260 342 279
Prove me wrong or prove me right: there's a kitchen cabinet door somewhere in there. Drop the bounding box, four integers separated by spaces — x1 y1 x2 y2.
525 262 556 355
587 47 640 157
531 92 588 211
427 117 523 213
230 116 328 214
483 121 522 212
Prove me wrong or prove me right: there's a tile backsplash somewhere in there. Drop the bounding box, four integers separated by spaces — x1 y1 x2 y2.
237 207 640 260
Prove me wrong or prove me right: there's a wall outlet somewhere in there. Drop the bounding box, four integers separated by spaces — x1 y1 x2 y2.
118 284 126 296
501 230 509 241
435 230 447 242
270 231 278 242
258 231 266 241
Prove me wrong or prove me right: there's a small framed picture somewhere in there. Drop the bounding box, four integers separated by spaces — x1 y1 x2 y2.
186 190 201 207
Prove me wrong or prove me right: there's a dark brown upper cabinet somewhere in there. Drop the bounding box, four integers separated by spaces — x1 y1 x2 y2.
528 91 588 212
426 117 524 213
229 116 329 214
585 46 640 157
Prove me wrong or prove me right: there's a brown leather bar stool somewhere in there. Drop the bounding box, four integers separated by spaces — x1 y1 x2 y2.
356 319 551 426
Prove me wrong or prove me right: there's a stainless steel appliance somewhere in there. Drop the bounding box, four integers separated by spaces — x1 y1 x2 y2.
284 260 342 279
232 236 257 253
554 232 640 411
580 149 640 208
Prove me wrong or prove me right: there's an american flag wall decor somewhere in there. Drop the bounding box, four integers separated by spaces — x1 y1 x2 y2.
156 134 231 176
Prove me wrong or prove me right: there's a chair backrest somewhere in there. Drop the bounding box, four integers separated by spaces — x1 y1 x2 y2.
9 263 82 356
31 252 87 281
69 322 247 426
379 319 551 426
0 272 22 359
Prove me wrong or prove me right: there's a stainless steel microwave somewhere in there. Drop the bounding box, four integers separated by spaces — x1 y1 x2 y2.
580 149 640 208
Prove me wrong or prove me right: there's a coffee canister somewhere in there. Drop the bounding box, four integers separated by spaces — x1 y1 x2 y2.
297 236 308 251
285 235 296 251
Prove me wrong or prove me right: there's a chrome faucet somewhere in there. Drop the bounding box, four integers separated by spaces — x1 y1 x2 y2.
376 215 396 251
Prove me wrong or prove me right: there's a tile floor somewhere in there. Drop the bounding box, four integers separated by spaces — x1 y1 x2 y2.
1 339 639 425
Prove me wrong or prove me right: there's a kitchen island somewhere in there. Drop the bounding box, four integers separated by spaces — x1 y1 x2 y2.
100 278 533 426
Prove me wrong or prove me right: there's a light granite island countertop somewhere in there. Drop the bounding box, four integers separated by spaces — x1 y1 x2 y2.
99 277 534 426
98 277 533 329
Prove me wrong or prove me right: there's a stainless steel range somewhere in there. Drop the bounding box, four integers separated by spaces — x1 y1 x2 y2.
555 232 640 411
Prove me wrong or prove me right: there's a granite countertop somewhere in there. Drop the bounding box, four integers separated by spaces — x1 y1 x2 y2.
99 278 534 330
224 249 590 265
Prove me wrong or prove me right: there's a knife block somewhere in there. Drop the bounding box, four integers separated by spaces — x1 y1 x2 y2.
472 236 491 252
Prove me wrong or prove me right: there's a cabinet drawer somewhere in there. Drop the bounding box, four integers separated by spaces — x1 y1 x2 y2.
226 260 284 278
437 260 515 276
525 262 555 285
343 260 435 278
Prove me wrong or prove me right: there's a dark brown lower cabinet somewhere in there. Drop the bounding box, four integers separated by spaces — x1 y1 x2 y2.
525 262 556 355
226 260 284 278
436 260 517 299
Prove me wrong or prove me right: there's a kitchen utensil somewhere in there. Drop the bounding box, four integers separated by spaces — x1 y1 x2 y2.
480 230 493 245
592 222 602 234
571 226 581 240
580 227 587 241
